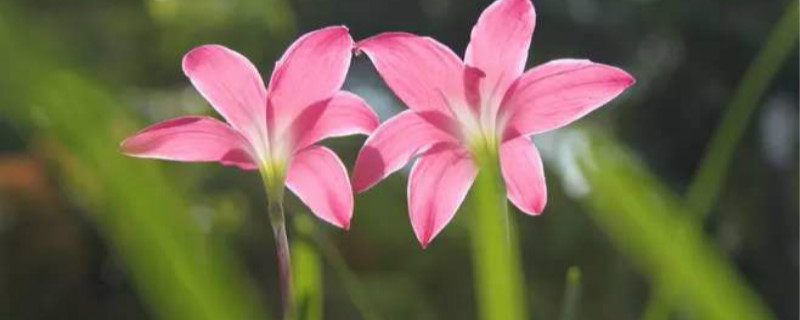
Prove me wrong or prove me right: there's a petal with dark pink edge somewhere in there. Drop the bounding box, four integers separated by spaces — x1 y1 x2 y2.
286 146 354 228
499 137 546 215
408 144 477 248
182 45 267 135
268 26 353 136
120 116 257 170
501 59 634 141
351 110 460 192
356 32 469 116
465 0 535 106
290 91 379 152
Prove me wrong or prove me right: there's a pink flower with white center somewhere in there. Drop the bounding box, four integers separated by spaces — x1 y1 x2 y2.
352 0 634 247
121 26 378 229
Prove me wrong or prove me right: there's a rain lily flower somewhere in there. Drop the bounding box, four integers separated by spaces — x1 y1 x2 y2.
120 26 378 316
352 0 634 247
121 26 378 229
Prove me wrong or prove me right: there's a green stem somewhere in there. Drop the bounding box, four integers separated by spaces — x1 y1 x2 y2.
468 145 528 320
686 0 799 219
558 267 582 320
291 215 323 320
262 172 295 320
270 200 294 320
312 230 383 320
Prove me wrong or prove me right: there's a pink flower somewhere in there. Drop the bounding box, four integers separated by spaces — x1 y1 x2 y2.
352 0 634 247
121 26 378 229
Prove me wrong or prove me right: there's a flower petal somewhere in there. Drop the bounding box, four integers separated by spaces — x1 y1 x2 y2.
182 45 267 137
351 110 459 192
501 59 635 141
408 144 477 248
290 91 379 152
286 146 354 228
465 0 535 106
499 137 546 215
268 26 354 136
356 32 470 116
120 116 257 170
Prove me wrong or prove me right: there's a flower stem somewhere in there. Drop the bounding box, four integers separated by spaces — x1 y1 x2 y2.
268 198 295 320
468 145 528 320
261 169 295 320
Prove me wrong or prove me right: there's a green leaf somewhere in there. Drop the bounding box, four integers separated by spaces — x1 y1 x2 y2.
0 4 268 320
292 214 323 320
565 129 774 320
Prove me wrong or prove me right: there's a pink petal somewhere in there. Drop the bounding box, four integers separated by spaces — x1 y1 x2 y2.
182 45 267 136
499 137 546 215
351 110 460 192
285 146 354 228
465 0 535 106
501 59 635 141
408 144 477 248
290 91 379 152
267 26 354 137
120 116 257 170
356 32 471 116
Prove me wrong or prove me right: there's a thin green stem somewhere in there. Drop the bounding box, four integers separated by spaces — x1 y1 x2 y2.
686 0 799 219
558 267 582 320
291 215 322 320
311 230 383 320
468 144 527 320
269 199 294 320
262 171 295 320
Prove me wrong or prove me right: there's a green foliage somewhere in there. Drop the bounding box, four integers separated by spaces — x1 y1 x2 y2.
574 129 773 320
0 1 793 319
645 2 798 317
0 4 267 320
292 214 323 320
686 0 799 219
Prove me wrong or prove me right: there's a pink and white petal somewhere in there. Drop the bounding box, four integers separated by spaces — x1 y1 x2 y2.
501 59 635 141
351 110 460 192
268 26 354 134
182 45 267 136
499 137 547 215
408 144 477 248
285 146 354 228
289 91 379 152
120 116 257 170
465 0 535 107
356 32 471 116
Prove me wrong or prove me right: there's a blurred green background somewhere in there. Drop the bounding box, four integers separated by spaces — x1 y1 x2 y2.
0 0 796 319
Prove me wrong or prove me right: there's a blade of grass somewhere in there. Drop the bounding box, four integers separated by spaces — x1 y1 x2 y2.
643 4 798 318
686 0 799 219
558 266 582 320
310 227 383 320
0 4 268 320
569 129 773 320
468 145 528 320
292 215 323 320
